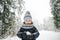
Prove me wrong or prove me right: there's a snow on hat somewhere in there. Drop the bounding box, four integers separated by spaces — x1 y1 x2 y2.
24 11 32 20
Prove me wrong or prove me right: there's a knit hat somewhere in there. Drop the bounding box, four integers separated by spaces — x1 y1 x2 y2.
24 11 32 21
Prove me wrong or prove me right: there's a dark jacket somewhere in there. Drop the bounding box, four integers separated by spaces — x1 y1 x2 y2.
17 25 40 40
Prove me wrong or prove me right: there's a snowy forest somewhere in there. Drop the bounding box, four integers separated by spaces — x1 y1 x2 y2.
0 0 24 39
0 0 60 40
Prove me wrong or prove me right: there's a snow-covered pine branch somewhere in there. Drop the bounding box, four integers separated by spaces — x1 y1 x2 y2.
0 0 24 39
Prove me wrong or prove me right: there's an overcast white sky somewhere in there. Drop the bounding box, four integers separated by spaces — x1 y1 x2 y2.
22 0 53 24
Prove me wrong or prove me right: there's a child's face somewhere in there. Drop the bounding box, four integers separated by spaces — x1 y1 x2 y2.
24 19 32 24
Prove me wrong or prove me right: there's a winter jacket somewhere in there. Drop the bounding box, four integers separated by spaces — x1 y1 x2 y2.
17 24 40 40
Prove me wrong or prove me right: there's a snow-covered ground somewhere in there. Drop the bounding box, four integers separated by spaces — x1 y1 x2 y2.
2 30 60 40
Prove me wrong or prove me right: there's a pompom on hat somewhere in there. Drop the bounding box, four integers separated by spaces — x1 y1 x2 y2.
24 11 32 21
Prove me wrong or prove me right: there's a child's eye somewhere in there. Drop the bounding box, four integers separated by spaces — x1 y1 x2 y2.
26 20 28 21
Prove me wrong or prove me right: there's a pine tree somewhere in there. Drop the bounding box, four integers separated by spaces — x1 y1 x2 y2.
50 0 60 28
0 0 24 39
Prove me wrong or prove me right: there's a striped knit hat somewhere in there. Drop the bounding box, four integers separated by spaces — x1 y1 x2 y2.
24 11 32 21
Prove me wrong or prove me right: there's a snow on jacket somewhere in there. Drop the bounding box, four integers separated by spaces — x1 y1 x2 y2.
17 24 40 40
